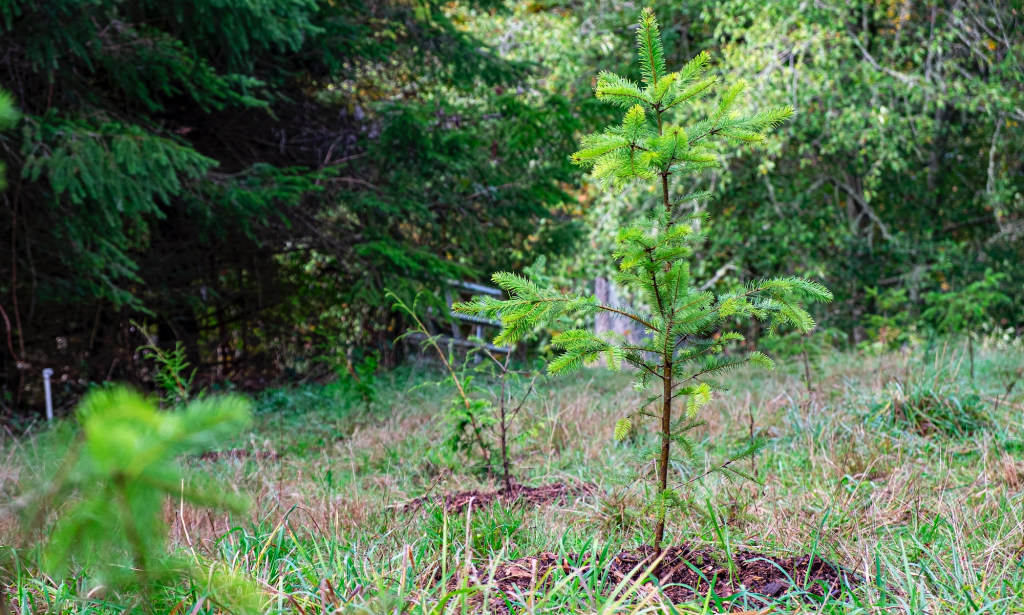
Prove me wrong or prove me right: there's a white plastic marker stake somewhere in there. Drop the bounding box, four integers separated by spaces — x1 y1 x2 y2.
42 368 54 422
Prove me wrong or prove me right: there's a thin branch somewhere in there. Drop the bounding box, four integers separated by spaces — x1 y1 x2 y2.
698 263 738 292
673 357 752 391
987 113 1006 233
327 177 381 191
464 182 520 201
0 301 22 365
831 178 894 241
506 375 537 425
596 304 658 331
849 31 924 89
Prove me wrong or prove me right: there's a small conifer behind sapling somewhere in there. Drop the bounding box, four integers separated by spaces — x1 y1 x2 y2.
389 291 494 467
475 346 538 492
455 8 832 554
133 319 198 405
390 290 537 489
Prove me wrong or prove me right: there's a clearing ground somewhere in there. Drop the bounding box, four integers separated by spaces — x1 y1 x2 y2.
2 340 1023 614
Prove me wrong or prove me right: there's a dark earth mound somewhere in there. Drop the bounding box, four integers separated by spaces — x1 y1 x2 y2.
468 545 855 610
406 481 597 512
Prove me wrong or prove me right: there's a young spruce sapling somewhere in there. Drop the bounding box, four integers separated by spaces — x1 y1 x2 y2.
455 8 832 554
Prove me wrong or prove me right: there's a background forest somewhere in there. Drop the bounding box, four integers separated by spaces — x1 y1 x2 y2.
3 2 1024 614
1 0 1023 415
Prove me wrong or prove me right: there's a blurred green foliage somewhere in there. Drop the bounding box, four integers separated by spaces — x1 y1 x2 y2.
0 88 18 190
484 0 1024 351
14 387 258 611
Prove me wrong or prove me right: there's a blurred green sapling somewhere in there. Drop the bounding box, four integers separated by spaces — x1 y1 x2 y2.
18 387 261 612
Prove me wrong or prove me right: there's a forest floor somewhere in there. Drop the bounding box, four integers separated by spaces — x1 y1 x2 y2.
3 339 1024 614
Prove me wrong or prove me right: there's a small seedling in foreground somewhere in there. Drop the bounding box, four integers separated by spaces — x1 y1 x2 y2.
17 387 260 612
456 9 831 555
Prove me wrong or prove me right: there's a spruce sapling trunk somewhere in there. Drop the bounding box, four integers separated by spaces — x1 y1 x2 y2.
455 9 832 556
654 357 672 550
653 168 675 552
969 333 975 381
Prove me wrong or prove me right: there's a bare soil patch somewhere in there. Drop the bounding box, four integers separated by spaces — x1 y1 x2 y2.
471 545 855 609
406 481 597 512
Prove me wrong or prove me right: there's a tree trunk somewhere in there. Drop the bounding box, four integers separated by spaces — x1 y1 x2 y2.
927 104 950 210
595 277 611 335
499 374 511 492
843 175 871 234
653 361 672 555
651 136 674 560
968 334 975 381
216 303 227 382
802 349 812 395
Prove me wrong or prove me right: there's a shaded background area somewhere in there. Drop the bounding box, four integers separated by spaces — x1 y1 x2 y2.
1 0 1022 418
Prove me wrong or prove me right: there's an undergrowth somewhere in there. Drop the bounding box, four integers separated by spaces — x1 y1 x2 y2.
1 340 1023 614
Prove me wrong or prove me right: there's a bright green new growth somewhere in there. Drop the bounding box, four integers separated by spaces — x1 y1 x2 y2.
21 387 260 612
456 8 832 553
